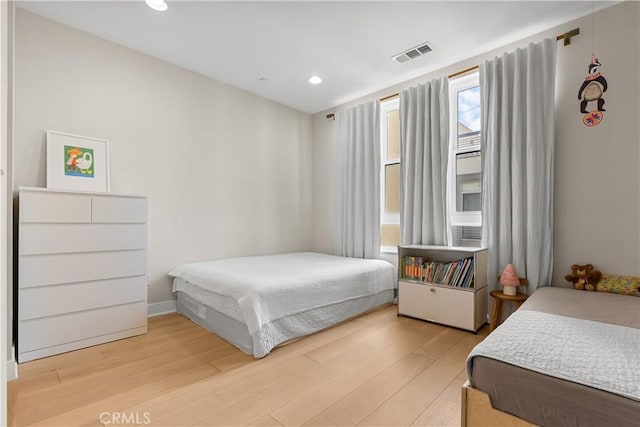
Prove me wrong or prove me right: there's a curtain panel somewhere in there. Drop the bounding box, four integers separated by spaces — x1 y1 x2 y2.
399 77 450 246
480 38 556 292
332 101 381 259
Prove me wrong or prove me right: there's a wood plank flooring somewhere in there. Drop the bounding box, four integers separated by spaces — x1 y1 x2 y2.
8 304 489 426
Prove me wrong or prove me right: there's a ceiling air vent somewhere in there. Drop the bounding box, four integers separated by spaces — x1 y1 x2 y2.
392 41 432 64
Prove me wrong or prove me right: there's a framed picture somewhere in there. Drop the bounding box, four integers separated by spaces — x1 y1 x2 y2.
46 130 110 192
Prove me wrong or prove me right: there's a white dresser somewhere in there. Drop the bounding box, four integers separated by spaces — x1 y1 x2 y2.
18 187 148 362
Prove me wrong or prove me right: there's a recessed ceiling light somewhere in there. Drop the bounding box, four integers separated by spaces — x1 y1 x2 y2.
146 0 168 12
308 76 322 85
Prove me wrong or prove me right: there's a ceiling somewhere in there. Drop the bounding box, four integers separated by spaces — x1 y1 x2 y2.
18 1 615 114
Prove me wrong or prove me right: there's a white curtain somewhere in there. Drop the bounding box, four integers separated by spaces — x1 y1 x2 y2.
481 38 556 293
333 101 381 258
400 78 449 245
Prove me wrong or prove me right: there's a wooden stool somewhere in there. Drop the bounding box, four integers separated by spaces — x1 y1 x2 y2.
490 277 529 332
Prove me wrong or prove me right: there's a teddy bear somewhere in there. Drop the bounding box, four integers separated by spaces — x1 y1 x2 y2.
565 264 602 291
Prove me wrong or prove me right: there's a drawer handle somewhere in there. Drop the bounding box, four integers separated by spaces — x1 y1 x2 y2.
430 288 436 292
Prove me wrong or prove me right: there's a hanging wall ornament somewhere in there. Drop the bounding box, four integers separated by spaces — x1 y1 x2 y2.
578 54 608 127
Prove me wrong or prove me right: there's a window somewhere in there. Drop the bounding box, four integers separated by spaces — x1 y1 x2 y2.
380 98 400 253
379 74 482 251
448 72 482 247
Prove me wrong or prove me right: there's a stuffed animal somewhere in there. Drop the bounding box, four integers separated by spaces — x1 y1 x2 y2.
565 264 602 291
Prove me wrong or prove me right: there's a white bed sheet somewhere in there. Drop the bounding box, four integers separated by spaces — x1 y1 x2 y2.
169 252 396 337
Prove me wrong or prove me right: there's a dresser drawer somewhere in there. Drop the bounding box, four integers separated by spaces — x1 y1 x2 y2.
398 281 475 330
19 301 147 353
20 191 91 223
19 250 147 288
92 195 147 223
20 223 147 255
19 276 147 320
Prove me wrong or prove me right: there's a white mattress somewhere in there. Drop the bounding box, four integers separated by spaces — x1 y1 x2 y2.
169 252 396 357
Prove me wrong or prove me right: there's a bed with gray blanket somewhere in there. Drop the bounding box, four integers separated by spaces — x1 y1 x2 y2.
466 286 640 427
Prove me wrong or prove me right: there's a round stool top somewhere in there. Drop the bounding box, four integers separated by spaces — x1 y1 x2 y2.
490 290 528 302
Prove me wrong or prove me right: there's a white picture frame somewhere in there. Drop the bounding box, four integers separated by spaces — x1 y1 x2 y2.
46 130 110 192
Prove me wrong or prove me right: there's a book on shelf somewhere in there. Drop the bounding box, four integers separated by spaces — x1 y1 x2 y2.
443 261 458 285
422 257 475 288
401 255 475 288
463 266 475 288
457 259 471 287
402 256 424 280
451 260 465 285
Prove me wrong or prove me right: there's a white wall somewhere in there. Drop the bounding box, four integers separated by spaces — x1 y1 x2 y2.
14 9 313 307
0 0 9 407
2 0 15 383
312 1 640 285
552 2 639 283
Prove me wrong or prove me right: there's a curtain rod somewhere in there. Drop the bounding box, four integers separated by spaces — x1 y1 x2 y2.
556 28 580 46
380 93 399 102
326 92 398 119
326 29 576 121
448 65 479 80
326 64 481 120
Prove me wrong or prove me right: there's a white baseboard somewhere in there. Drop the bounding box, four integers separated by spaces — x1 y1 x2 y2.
7 347 17 381
147 300 177 317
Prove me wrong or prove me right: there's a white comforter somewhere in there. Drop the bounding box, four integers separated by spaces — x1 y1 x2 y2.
169 252 396 336
467 309 640 401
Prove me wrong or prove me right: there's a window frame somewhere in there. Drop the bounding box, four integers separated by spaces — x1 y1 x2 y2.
380 97 400 253
447 72 482 245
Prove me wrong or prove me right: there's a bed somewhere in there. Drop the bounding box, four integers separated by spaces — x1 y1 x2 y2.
463 286 640 427
168 252 396 358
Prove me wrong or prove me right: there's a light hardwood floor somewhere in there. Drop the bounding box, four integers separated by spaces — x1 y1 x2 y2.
8 304 489 426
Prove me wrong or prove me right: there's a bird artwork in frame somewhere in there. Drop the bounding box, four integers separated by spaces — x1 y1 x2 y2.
64 145 94 178
46 130 110 192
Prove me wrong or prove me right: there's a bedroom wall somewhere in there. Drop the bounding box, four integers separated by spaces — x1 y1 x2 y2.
14 9 313 307
311 1 640 285
3 0 14 380
1 0 13 397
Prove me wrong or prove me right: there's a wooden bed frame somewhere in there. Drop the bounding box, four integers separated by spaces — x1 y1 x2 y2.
461 381 535 427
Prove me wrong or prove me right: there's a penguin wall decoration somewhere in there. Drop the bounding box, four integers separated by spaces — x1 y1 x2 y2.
578 54 608 127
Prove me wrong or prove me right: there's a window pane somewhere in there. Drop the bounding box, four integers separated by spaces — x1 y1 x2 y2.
457 86 480 150
381 224 401 247
449 73 482 245
385 163 400 214
387 110 400 160
456 151 481 212
451 225 482 247
457 86 480 133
